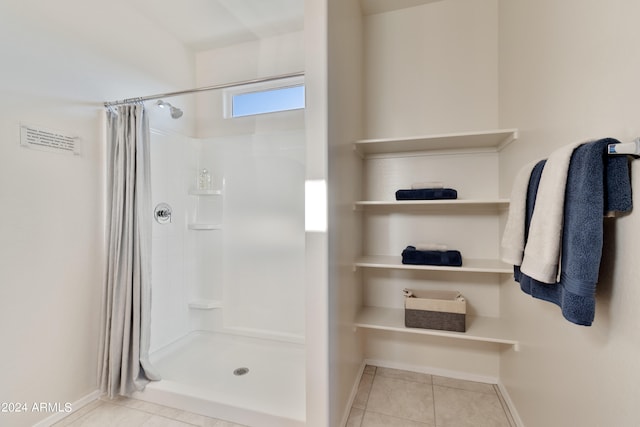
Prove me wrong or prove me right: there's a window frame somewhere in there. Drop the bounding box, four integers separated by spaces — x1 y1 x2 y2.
222 75 305 119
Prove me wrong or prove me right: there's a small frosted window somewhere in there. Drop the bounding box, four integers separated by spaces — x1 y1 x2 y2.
231 85 305 117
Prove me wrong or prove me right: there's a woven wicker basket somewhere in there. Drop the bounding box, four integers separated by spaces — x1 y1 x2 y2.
404 289 466 332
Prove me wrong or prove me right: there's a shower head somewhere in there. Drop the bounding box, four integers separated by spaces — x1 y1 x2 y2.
170 106 183 119
156 100 183 119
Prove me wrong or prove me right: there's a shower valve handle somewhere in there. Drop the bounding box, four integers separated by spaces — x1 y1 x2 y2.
154 203 172 224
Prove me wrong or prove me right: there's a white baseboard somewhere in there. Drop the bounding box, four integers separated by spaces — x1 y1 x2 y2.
32 389 101 427
364 358 500 385
496 380 525 427
339 361 367 427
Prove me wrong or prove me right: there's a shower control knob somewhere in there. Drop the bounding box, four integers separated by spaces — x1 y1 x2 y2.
154 203 172 224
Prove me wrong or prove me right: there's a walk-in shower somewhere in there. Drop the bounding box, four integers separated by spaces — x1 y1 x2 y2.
105 70 308 427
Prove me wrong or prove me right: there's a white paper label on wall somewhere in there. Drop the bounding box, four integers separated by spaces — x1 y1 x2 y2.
20 124 81 156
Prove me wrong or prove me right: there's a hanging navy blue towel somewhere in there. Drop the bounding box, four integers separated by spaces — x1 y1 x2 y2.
515 138 632 326
395 188 458 200
401 246 463 267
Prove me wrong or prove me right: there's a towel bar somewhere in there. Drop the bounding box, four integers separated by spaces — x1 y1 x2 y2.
608 138 640 156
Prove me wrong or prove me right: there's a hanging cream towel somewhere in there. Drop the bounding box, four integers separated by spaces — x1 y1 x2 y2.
501 160 539 265
520 140 587 283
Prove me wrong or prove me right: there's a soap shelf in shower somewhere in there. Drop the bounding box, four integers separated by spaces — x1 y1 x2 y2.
188 188 223 196
187 223 223 230
188 299 223 310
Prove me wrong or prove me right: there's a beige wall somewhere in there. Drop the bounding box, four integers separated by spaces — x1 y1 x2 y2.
498 1 640 426
304 0 330 425
363 0 498 138
0 2 195 426
327 0 365 425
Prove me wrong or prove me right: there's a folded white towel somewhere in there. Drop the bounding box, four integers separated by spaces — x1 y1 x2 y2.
402 288 415 298
414 242 448 251
501 160 539 265
520 140 587 284
411 181 444 189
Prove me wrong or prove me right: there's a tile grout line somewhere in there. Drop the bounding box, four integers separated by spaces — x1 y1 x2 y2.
55 400 105 427
358 366 375 427
101 397 204 427
431 377 438 427
364 368 438 426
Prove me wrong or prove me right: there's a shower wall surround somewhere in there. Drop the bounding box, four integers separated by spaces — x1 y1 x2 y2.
149 129 194 353
149 129 306 352
149 29 307 352
208 131 305 339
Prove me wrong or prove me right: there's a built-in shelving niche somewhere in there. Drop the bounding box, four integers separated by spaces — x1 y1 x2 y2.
354 129 520 351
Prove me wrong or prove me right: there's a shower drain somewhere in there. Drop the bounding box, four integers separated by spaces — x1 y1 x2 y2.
233 367 250 376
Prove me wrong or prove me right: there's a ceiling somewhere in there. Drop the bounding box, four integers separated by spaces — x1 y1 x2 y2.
126 0 444 52
129 0 304 51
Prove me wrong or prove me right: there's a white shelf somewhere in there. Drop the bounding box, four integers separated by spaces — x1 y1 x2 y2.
355 306 519 349
355 255 512 274
188 299 223 310
355 199 509 209
188 188 223 196
354 128 521 356
187 223 223 231
354 128 518 157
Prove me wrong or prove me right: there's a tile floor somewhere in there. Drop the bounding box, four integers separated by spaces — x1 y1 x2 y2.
52 397 246 427
52 366 515 427
346 365 516 427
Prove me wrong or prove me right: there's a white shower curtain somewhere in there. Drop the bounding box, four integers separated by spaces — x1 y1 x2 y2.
99 104 159 398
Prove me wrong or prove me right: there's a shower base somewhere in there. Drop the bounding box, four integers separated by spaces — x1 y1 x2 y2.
133 331 306 427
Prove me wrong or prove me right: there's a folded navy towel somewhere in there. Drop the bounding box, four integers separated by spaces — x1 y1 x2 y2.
395 188 458 200
515 139 632 326
401 246 462 267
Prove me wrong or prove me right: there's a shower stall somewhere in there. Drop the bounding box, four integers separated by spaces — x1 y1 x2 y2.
97 2 317 421
140 125 306 427
95 0 333 424
123 57 308 427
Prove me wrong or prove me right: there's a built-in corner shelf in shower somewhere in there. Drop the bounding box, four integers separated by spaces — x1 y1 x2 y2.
188 188 223 230
188 299 223 310
188 188 224 196
187 223 223 231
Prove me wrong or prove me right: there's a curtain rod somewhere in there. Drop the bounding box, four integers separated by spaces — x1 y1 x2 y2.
103 71 305 108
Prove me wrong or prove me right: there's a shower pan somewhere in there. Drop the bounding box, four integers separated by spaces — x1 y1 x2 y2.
142 332 305 426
